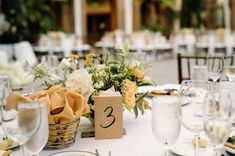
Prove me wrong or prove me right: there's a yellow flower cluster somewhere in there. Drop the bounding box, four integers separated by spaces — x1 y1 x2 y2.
133 68 144 79
84 53 95 66
70 54 79 59
122 79 138 109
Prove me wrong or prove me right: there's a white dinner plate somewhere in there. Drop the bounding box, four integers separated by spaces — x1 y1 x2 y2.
49 150 98 156
138 84 181 94
224 132 235 154
171 139 213 156
224 145 235 154
0 135 19 150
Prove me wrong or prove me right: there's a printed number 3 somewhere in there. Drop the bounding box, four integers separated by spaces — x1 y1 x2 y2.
100 106 116 128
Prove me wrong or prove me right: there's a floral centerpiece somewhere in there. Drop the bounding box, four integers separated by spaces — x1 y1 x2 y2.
26 48 155 118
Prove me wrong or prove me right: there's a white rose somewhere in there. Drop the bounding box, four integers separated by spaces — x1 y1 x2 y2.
65 69 93 102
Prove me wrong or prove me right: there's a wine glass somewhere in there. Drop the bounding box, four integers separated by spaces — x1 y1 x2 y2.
204 89 233 156
152 96 181 156
207 53 224 85
223 53 235 81
179 80 210 156
41 55 59 67
0 75 10 88
0 88 41 156
23 102 48 156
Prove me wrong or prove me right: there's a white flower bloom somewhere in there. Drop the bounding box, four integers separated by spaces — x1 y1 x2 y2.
59 58 71 69
95 64 106 77
94 81 104 89
129 60 140 68
142 76 151 83
99 86 120 96
65 69 93 102
0 62 33 87
95 64 105 70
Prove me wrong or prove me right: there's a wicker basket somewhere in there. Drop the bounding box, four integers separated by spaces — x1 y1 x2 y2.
45 118 80 150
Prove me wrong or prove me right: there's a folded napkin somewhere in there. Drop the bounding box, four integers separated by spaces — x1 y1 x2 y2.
6 85 90 125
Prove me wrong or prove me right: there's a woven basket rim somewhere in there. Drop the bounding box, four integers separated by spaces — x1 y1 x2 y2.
48 118 80 127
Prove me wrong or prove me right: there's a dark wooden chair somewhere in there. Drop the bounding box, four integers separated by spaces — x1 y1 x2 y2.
177 53 228 84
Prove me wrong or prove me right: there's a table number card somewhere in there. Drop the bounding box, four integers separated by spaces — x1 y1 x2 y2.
94 96 123 139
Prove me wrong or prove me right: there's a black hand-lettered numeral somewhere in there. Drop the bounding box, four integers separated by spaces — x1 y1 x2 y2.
100 106 116 128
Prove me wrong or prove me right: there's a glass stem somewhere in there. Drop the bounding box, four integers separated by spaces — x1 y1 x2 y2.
213 145 220 156
163 143 169 156
194 134 199 156
20 145 25 156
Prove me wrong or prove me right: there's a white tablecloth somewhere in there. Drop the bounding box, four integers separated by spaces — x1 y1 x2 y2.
10 85 232 156
11 110 231 156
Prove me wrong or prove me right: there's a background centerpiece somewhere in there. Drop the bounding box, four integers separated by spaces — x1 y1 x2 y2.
27 48 155 119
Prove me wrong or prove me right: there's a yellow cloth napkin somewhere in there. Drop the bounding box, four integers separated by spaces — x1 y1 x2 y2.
6 85 90 125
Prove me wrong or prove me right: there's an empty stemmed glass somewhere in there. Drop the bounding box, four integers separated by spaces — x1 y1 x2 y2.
207 53 224 87
152 96 181 156
41 55 59 68
179 80 210 156
204 89 233 156
0 88 41 156
223 53 235 81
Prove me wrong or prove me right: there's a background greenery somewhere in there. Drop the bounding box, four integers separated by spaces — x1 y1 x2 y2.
0 0 56 43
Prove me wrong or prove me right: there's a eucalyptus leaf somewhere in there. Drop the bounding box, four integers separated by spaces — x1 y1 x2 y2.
136 92 148 103
133 106 138 119
136 101 144 115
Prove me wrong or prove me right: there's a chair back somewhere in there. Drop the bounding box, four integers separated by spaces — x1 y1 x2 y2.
177 53 223 84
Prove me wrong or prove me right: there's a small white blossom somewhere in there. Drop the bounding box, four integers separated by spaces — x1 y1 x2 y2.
142 76 151 83
99 86 120 96
59 58 71 69
95 64 106 77
129 60 140 68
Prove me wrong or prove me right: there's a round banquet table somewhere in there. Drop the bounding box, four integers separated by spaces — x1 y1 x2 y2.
10 84 233 156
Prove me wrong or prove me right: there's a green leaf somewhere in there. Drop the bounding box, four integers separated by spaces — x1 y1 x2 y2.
133 106 138 119
138 81 156 86
110 66 118 74
136 101 144 115
136 92 148 103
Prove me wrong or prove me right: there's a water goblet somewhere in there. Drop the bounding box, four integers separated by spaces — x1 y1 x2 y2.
204 89 233 156
190 65 208 81
179 80 210 156
207 53 224 89
0 88 41 156
152 96 181 156
23 102 48 156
